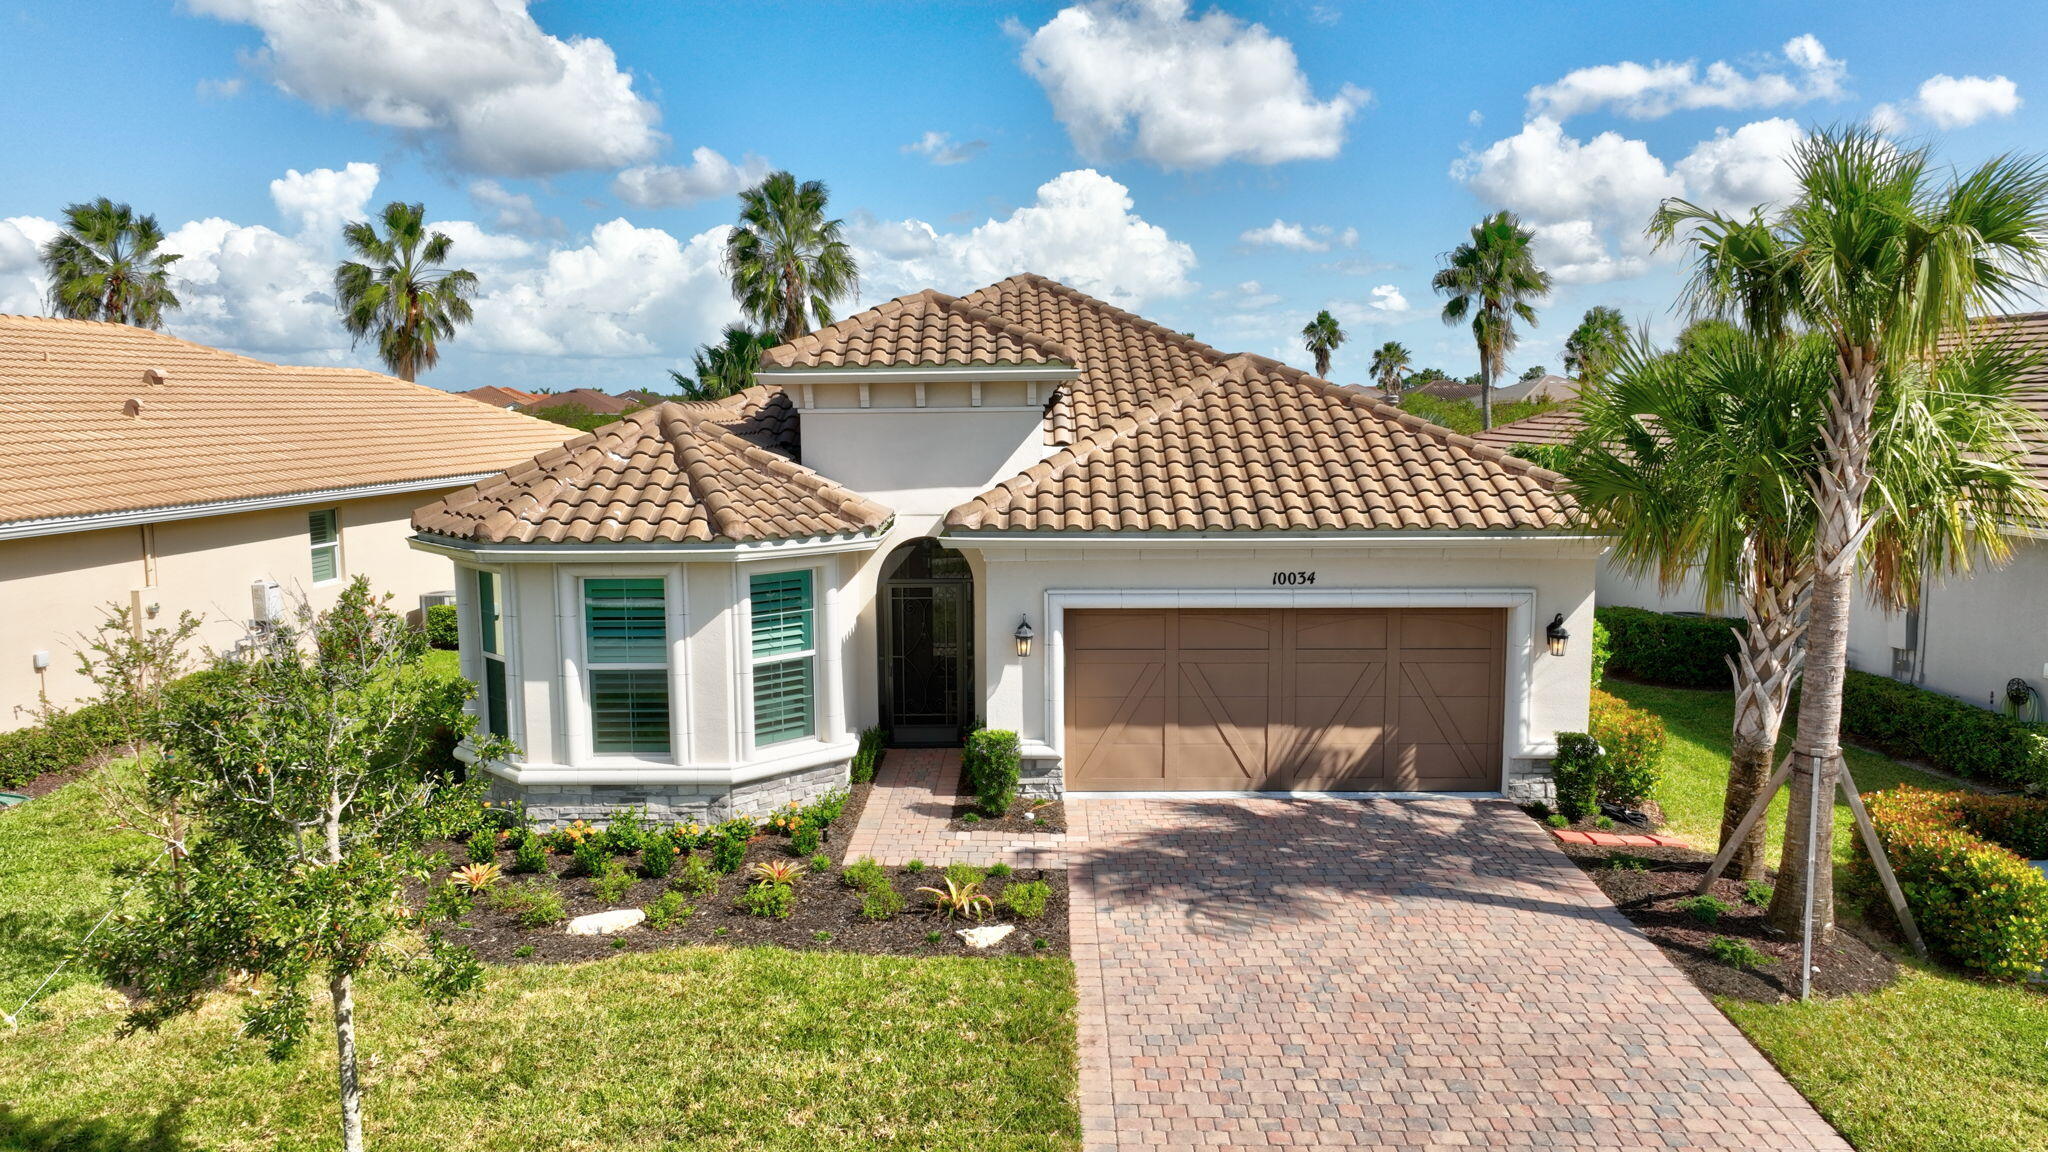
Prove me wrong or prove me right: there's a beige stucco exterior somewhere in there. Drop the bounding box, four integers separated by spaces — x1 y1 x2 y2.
2 485 475 729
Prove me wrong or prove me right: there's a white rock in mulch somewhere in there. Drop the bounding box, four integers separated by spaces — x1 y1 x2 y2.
956 924 1015 949
566 909 645 936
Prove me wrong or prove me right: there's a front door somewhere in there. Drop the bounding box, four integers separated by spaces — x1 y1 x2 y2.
879 538 974 745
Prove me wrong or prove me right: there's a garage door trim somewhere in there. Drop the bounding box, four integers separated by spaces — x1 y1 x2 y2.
1041 588 1542 794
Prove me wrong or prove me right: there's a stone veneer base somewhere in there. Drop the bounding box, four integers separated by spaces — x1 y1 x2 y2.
1504 756 1557 805
488 759 851 825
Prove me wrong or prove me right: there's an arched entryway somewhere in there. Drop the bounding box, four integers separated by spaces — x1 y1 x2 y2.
878 537 974 745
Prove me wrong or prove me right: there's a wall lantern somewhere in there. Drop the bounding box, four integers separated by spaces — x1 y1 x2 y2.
1545 613 1570 658
1014 616 1036 658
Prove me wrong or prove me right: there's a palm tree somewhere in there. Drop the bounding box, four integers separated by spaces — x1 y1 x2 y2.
1300 310 1346 377
1433 211 1552 429
333 202 478 382
724 172 859 342
668 325 779 401
1368 340 1412 395
1652 127 2048 936
1563 305 1628 384
40 198 182 327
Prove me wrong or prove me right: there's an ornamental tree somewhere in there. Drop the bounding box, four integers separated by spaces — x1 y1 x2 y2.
90 578 513 1152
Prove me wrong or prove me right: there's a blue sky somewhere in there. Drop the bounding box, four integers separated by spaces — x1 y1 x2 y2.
1 0 2042 393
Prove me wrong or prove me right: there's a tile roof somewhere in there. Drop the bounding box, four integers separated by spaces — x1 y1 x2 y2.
411 393 888 544
944 355 1573 533
458 384 543 408
0 315 578 528
521 388 640 415
1470 407 1589 450
761 288 1078 370
1960 312 2048 490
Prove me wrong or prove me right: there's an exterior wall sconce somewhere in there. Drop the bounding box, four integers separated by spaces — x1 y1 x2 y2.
1014 616 1035 657
1546 613 1570 658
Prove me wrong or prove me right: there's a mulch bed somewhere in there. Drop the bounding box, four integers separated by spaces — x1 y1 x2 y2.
948 795 1067 834
425 830 1068 966
826 780 873 863
1557 839 1899 1003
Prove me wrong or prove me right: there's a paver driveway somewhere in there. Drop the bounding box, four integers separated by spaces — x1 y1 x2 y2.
1067 795 1849 1150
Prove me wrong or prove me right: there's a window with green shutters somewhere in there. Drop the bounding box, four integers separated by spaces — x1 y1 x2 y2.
308 509 341 583
749 570 816 746
583 577 670 755
476 569 509 739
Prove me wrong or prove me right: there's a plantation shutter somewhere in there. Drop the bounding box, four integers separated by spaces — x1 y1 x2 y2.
589 669 671 754
750 570 816 746
308 509 340 582
583 578 668 662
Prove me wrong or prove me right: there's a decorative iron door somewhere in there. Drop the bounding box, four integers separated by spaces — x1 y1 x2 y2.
883 581 972 745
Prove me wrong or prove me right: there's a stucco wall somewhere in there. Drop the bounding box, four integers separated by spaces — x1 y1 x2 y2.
1846 535 2048 715
1 487 466 729
1594 556 1717 616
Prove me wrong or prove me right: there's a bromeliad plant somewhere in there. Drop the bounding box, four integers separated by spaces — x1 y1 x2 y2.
748 859 807 887
918 877 994 921
452 862 503 892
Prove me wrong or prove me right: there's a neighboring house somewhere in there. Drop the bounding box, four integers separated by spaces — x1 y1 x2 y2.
458 385 544 409
616 389 667 408
520 388 639 416
1477 315 2048 718
1409 373 1578 406
412 275 1599 824
0 316 577 729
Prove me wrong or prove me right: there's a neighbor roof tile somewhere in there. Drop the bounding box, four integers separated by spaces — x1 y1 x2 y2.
761 289 1078 370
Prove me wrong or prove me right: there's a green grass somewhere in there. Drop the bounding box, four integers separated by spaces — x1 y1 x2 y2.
0 767 1079 1151
1603 679 2048 1152
419 647 460 682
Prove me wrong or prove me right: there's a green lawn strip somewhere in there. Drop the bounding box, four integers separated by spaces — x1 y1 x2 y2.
1601 679 1960 867
0 760 152 1009
1720 964 2048 1152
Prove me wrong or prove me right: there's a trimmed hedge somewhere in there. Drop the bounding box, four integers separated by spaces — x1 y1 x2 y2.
1863 786 2048 980
0 703 121 790
850 725 886 784
1551 731 1602 820
960 728 1022 816
425 603 460 649
1595 606 1743 688
1840 670 2048 793
1588 688 1665 807
1589 616 1612 687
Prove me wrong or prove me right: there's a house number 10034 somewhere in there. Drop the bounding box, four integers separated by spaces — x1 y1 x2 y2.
1271 571 1317 586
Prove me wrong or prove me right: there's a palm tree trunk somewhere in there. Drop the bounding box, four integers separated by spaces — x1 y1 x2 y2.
1766 349 1881 937
1724 566 1807 880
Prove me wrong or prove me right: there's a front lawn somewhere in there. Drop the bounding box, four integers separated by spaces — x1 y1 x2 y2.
0 769 1080 1151
1601 679 2048 1152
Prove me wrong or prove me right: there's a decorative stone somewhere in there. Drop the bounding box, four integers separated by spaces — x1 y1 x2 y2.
566 909 645 936
957 924 1015 949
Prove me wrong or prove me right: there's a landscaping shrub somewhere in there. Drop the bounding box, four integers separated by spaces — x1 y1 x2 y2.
465 829 499 866
961 728 1022 816
790 822 821 857
1708 935 1767 970
1839 670 2048 793
1550 732 1602 821
572 838 608 879
671 853 718 896
803 789 848 828
1590 616 1612 687
842 857 889 892
1594 606 1742 688
1863 786 2048 979
860 887 905 921
600 809 651 854
1588 688 1665 807
424 603 460 649
489 879 566 928
0 701 121 789
1680 894 1730 926
510 830 548 875
1001 880 1051 919
644 890 694 930
591 860 636 904
735 881 796 919
945 862 988 887
639 841 677 880
709 830 748 874
851 725 887 784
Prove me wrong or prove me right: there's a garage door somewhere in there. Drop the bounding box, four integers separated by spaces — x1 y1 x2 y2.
1063 607 1504 792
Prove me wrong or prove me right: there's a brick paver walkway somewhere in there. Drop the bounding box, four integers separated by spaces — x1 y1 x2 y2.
840 747 1078 866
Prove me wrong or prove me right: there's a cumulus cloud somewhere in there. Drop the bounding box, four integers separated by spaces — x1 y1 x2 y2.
1527 34 1845 121
1367 284 1409 313
165 216 349 354
469 180 553 235
0 216 60 315
1016 0 1367 168
269 162 381 238
189 0 663 176
1456 118 1680 228
1240 219 1325 252
1916 74 2021 128
856 169 1195 308
468 219 738 358
903 131 989 165
1673 118 1805 214
612 147 771 209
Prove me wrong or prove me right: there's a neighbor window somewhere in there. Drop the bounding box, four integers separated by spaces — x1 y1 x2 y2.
476 569 509 740
308 509 341 583
750 570 816 746
583 577 669 755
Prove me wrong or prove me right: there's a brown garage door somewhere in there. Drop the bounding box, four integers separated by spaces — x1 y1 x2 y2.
1063 607 1504 792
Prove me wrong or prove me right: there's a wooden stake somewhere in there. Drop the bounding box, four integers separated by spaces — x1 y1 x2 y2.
1696 751 1797 895
1835 759 1928 960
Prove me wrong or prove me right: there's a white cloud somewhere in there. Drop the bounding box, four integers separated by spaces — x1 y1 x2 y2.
165 216 347 355
468 219 737 358
1916 74 2021 129
1528 34 1845 121
904 131 989 165
1367 284 1409 313
1672 117 1804 214
1870 101 1909 136
1240 219 1327 252
856 169 1195 309
1531 219 1649 285
0 216 59 315
469 180 552 235
269 162 381 239
190 0 663 176
1017 0 1367 168
612 147 771 209
1467 109 1484 127
1456 117 1680 228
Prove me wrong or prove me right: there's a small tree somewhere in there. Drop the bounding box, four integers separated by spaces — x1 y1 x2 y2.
67 602 204 871
90 579 511 1152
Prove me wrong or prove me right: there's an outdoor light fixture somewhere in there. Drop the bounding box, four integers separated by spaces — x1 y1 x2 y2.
1014 616 1035 657
1546 613 1570 658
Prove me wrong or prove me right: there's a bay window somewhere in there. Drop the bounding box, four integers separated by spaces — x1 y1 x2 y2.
583 577 670 755
749 569 815 746
476 569 509 739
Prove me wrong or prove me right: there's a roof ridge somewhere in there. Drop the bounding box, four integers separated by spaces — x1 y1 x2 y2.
665 410 748 539
0 313 296 371
972 273 1233 368
932 291 1080 364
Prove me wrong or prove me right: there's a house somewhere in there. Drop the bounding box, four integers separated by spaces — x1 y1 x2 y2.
1476 314 2048 718
520 388 640 416
1408 372 1579 407
616 389 668 408
457 384 544 409
0 315 577 729
412 275 1599 823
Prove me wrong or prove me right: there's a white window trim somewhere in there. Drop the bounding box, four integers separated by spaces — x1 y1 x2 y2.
1035 587 1544 794
309 508 344 587
558 565 689 769
733 557 844 759
461 563 523 757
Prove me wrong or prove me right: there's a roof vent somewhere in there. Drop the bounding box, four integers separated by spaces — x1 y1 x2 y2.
143 367 168 386
122 398 144 418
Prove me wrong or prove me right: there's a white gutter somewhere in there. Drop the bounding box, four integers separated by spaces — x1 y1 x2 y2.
945 531 1614 547
409 530 889 563
756 365 1081 385
0 472 504 543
